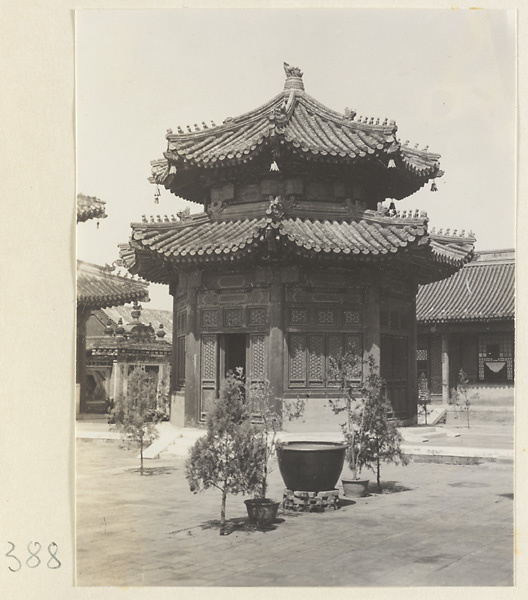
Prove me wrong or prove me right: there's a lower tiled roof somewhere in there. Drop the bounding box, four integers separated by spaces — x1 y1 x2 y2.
417 250 514 323
121 212 474 285
127 212 427 257
77 261 149 310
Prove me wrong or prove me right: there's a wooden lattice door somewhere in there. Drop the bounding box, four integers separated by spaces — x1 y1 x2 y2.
200 334 218 417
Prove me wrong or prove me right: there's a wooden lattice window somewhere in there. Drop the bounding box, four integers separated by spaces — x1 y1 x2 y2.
288 332 363 389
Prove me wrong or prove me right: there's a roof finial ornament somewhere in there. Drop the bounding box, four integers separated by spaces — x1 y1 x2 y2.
283 62 304 91
284 62 303 78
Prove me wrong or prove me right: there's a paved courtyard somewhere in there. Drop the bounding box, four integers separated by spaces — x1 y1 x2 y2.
76 438 513 587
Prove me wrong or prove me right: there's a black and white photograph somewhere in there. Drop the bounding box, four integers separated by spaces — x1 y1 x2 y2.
13 5 521 591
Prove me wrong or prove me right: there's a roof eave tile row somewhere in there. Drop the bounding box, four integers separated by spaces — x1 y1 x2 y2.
150 89 442 184
120 215 474 284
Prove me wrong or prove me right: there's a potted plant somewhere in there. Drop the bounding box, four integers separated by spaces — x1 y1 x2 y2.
328 353 408 496
185 370 265 535
327 350 370 497
245 377 305 525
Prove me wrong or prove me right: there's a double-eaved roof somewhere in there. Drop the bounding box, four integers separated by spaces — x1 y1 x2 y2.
417 249 515 323
150 63 443 202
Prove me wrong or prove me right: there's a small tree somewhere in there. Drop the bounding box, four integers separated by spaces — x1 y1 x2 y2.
246 379 304 499
186 370 265 535
451 368 472 429
418 373 431 425
360 367 409 492
327 350 366 479
112 367 161 475
328 353 408 490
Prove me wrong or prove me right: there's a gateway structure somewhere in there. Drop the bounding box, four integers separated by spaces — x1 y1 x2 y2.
121 64 475 427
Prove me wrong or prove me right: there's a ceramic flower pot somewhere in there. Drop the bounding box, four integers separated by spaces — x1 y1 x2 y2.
277 441 347 492
342 478 369 498
244 498 280 526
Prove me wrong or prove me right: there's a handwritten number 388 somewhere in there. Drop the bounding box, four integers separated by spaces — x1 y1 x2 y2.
6 542 61 571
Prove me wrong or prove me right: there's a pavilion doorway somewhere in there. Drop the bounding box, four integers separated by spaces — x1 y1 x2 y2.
222 334 247 380
200 333 249 419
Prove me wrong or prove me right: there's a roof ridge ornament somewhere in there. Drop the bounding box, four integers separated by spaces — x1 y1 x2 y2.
283 62 304 92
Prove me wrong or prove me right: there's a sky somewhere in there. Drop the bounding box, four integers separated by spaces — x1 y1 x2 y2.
76 8 516 310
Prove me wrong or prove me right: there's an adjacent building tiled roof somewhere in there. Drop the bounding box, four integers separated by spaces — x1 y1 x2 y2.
120 209 475 285
416 249 514 323
77 193 107 223
77 261 149 310
151 64 442 201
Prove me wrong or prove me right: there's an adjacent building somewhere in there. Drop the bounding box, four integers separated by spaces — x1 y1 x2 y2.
416 249 514 403
76 194 150 415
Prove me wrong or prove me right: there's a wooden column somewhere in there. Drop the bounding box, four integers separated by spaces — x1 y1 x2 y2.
170 286 179 395
76 307 91 415
269 279 284 414
184 285 200 426
408 286 418 421
441 330 450 404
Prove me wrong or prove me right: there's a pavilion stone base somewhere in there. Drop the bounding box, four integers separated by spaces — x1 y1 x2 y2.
282 488 340 512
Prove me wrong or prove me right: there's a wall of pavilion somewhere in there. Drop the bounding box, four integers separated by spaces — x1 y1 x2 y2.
121 64 475 428
169 261 418 423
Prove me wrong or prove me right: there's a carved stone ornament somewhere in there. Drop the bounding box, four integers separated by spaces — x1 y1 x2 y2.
208 198 224 215
266 196 285 220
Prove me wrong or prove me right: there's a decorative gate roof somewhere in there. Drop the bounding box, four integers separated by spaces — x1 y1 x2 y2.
416 249 515 323
120 206 475 286
150 63 443 202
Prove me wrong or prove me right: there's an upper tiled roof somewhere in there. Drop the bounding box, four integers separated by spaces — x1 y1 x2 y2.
77 193 107 223
77 261 149 310
150 63 442 201
120 209 475 285
417 249 515 323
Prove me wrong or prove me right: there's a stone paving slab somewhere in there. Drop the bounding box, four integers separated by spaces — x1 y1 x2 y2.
76 438 514 587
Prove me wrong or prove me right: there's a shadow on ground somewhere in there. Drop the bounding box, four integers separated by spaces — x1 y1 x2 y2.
199 517 286 535
125 466 180 476
368 481 412 495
